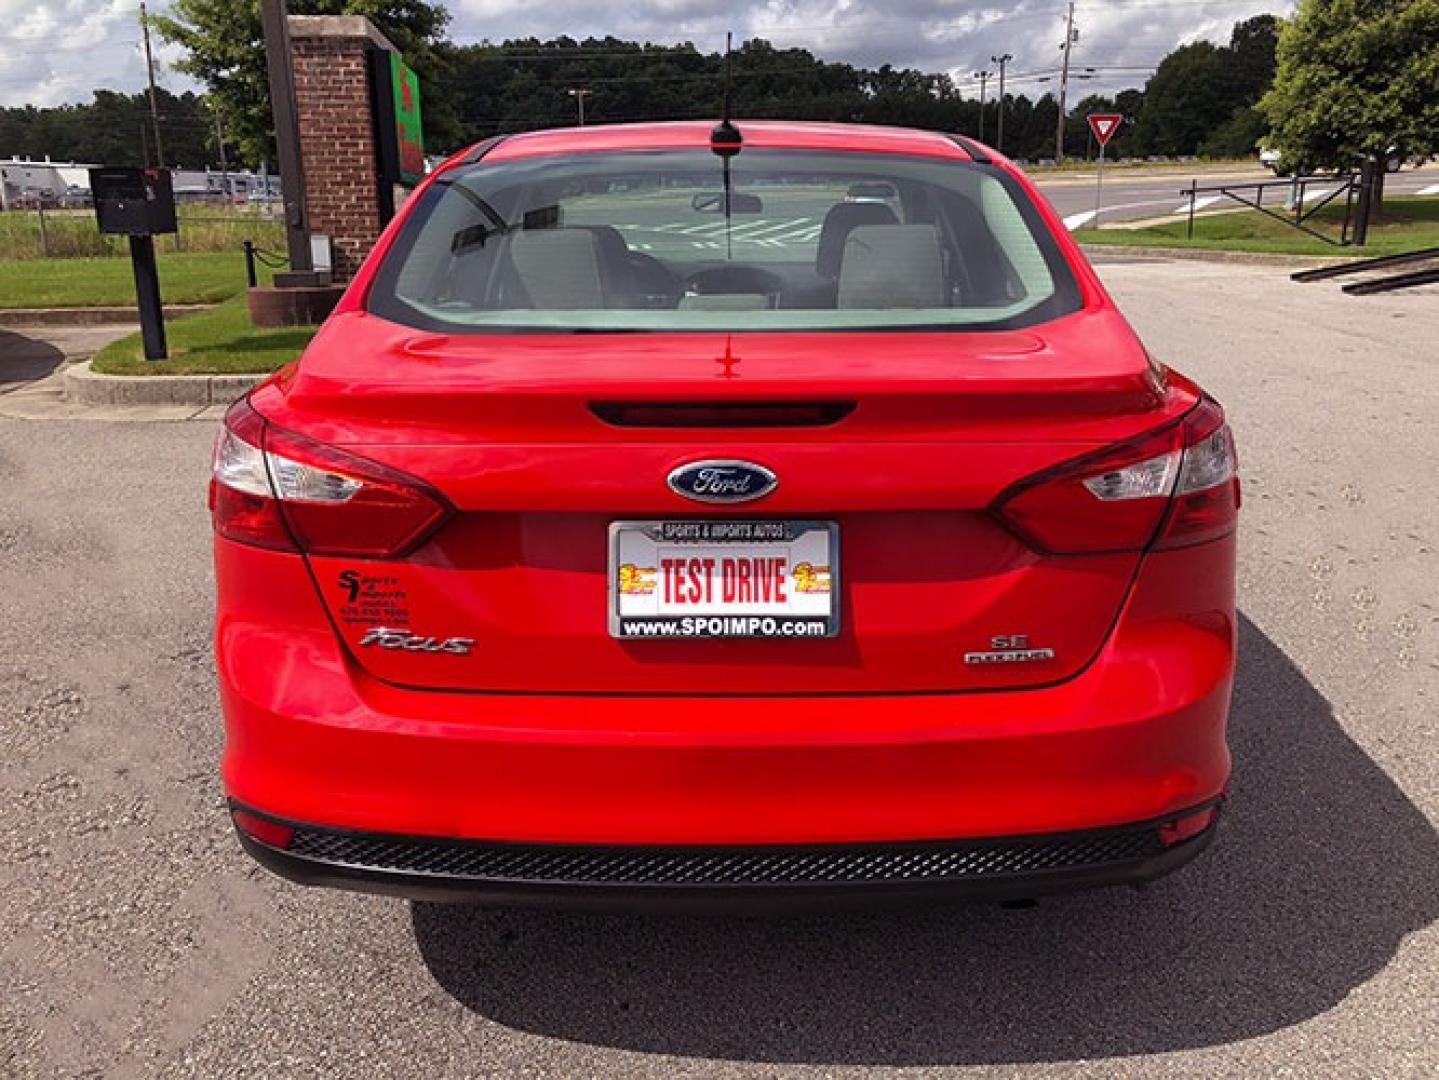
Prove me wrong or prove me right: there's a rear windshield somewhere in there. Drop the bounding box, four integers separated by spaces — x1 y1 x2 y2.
368 148 1082 333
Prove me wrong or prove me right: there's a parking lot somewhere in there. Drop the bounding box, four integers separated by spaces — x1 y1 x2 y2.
1 257 1436 1078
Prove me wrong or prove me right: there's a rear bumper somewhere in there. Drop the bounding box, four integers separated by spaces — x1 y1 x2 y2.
232 802 1220 909
216 536 1235 879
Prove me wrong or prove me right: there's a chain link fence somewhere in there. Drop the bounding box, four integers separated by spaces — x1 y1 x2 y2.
0 201 285 259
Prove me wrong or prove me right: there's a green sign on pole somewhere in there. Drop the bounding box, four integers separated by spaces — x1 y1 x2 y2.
390 52 424 184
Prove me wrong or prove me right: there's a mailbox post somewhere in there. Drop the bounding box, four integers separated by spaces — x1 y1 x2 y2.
89 166 177 360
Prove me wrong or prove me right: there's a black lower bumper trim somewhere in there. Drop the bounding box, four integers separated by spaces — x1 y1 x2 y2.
232 802 1220 910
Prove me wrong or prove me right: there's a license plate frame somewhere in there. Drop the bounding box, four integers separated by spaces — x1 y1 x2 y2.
608 519 840 639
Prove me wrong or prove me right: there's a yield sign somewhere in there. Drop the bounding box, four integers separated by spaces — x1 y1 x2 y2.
1087 113 1123 147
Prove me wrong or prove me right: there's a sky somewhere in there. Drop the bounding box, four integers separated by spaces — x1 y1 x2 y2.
0 0 1294 110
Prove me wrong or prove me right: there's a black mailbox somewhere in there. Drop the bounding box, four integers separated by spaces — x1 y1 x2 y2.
89 166 177 236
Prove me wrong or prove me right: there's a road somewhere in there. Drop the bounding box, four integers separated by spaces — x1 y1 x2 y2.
1 258 1436 1077
1031 160 1439 227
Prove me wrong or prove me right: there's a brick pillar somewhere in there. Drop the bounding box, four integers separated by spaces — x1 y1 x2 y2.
288 16 395 282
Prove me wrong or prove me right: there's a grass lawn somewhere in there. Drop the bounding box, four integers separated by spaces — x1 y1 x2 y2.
91 295 317 376
0 250 269 308
1076 195 1439 256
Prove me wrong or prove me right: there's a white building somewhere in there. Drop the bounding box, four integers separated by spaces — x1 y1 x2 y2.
0 157 93 207
0 157 279 209
171 167 280 201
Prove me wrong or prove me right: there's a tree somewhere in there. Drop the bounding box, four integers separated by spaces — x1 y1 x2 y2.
1013 93 1057 160
1196 15 1278 157
0 89 216 167
1128 17 1279 158
6 23 1165 165
1114 88 1145 155
1228 14 1280 101
1200 106 1269 158
152 1 456 165
1261 0 1439 180
439 36 982 145
1131 42 1233 156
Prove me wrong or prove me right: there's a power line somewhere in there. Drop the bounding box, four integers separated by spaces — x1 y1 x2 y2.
429 64 835 90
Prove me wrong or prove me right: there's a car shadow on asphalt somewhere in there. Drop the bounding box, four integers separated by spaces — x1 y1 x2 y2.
0 329 66 389
410 615 1438 1066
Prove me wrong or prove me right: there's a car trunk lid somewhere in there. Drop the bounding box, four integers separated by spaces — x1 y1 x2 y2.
255 310 1194 694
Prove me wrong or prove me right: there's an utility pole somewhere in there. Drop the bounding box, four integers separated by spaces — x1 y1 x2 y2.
139 2 164 167
213 106 230 202
567 88 591 126
1055 1 1077 163
991 54 1012 154
973 70 991 143
259 0 315 280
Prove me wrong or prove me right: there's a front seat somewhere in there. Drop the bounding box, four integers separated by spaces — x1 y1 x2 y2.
506 226 640 309
814 202 899 280
574 225 641 307
506 229 607 309
836 224 946 309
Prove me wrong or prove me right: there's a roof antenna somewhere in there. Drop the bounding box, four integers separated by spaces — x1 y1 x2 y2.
711 32 742 260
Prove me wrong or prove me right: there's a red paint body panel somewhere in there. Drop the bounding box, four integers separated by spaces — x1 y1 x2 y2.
214 121 1237 873
305 512 1136 693
262 308 1168 444
216 535 1234 844
252 294 1193 696
483 120 978 163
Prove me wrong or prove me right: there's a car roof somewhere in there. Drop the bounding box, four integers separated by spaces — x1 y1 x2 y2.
474 120 985 164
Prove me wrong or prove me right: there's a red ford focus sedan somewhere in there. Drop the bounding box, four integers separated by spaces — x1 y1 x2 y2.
211 121 1238 906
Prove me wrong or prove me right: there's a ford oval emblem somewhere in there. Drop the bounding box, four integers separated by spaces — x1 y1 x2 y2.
667 459 778 504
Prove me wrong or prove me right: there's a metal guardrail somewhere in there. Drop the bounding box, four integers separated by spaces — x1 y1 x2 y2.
1179 174 1362 246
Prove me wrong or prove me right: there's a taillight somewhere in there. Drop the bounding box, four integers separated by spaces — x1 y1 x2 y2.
209 400 291 551
1152 402 1241 550
209 398 451 558
992 398 1238 555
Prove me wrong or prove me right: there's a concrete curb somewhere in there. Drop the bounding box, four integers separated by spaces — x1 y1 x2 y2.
64 359 260 407
1079 244 1359 269
0 305 214 328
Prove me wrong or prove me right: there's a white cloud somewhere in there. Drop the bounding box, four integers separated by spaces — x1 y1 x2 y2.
0 0 178 108
447 0 1295 96
0 0 1294 110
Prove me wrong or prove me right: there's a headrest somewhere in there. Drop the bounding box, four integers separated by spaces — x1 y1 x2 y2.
836 224 945 309
509 229 604 309
815 201 900 279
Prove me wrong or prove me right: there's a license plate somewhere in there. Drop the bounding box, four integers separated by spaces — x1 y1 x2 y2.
609 520 839 639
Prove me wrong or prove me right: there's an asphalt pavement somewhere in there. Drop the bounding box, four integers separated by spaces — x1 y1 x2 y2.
1 256 1436 1077
1032 160 1439 227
